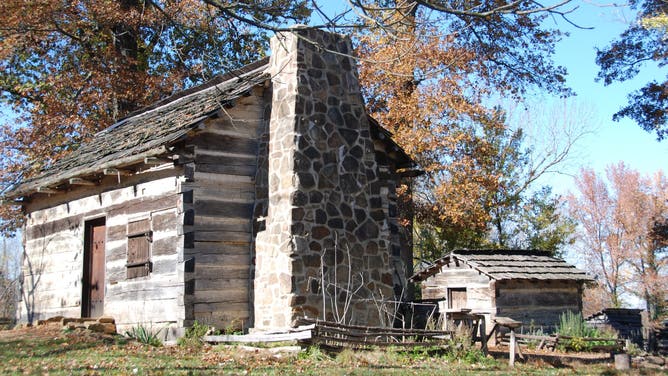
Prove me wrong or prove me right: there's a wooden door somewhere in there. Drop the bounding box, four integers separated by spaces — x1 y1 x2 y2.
83 218 105 318
448 288 467 310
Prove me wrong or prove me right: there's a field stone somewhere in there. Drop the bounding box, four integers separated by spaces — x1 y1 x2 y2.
97 316 116 324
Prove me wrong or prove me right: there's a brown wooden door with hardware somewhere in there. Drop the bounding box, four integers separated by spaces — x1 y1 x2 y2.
82 218 105 318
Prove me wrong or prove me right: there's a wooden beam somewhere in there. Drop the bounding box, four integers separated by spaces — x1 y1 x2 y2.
144 156 173 165
103 168 133 176
36 187 59 194
8 145 169 199
68 178 96 186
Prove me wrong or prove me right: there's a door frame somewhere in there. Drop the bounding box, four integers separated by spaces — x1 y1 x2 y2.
82 216 106 318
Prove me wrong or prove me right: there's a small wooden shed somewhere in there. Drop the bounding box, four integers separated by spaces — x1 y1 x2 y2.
411 250 594 330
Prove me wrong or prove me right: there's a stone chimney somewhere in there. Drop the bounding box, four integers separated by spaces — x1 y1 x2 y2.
253 28 396 330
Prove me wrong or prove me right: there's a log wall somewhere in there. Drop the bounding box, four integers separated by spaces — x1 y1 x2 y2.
420 264 495 329
495 279 583 329
181 88 267 331
419 265 585 331
20 173 188 337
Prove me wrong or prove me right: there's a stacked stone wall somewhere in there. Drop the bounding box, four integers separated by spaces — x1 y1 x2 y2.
254 28 398 330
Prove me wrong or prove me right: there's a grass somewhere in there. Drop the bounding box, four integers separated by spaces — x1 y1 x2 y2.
0 325 636 375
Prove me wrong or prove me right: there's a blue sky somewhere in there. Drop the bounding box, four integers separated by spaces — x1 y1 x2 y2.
539 2 668 192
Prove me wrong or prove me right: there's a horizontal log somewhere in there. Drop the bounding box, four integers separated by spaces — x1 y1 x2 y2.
195 278 249 291
107 286 182 301
194 200 253 219
152 236 179 256
496 291 581 307
193 288 248 303
192 302 250 314
196 163 256 177
189 241 250 254
195 153 257 166
205 330 312 344
194 188 255 203
25 214 84 240
107 194 179 218
190 133 258 155
193 253 250 266
194 265 250 279
186 219 252 233
194 231 251 243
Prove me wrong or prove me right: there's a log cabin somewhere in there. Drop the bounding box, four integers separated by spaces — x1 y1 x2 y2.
2 28 418 338
411 250 594 331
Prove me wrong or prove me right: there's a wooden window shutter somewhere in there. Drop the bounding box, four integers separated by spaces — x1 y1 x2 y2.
127 218 152 279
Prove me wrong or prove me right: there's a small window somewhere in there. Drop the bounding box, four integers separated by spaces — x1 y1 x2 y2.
126 218 152 279
448 288 467 310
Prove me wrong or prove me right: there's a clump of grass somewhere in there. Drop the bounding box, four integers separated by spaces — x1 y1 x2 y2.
177 321 211 348
124 324 163 347
297 345 329 361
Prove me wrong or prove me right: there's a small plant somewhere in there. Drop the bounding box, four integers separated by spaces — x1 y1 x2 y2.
125 324 163 347
224 319 243 335
177 321 212 347
297 345 329 361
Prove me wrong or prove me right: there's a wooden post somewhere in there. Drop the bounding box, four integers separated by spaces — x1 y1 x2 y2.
479 316 487 355
509 328 516 367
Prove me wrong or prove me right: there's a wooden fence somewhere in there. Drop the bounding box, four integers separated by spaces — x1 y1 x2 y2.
205 317 488 352
499 332 626 353
298 319 456 349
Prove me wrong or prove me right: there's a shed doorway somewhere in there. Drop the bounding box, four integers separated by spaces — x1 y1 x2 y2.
82 218 106 318
448 288 467 310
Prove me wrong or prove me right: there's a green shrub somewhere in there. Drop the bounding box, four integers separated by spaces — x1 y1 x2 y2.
556 311 618 352
125 324 163 347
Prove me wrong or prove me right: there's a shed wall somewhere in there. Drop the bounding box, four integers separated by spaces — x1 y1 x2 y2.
20 174 187 336
420 263 495 329
181 89 267 331
495 279 583 328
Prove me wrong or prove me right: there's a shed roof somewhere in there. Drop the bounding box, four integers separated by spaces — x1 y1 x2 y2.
5 58 271 199
411 249 594 282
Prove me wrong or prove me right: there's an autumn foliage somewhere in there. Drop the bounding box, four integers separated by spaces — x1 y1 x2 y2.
0 0 309 233
568 163 668 319
356 10 573 252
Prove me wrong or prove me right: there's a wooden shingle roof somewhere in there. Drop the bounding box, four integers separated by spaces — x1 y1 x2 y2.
411 249 594 282
5 58 271 198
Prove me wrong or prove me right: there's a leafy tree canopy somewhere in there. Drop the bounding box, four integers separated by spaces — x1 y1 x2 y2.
596 0 668 140
1 0 579 239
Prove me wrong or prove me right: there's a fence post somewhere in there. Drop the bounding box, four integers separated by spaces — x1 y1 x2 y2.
509 328 516 367
479 316 487 355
